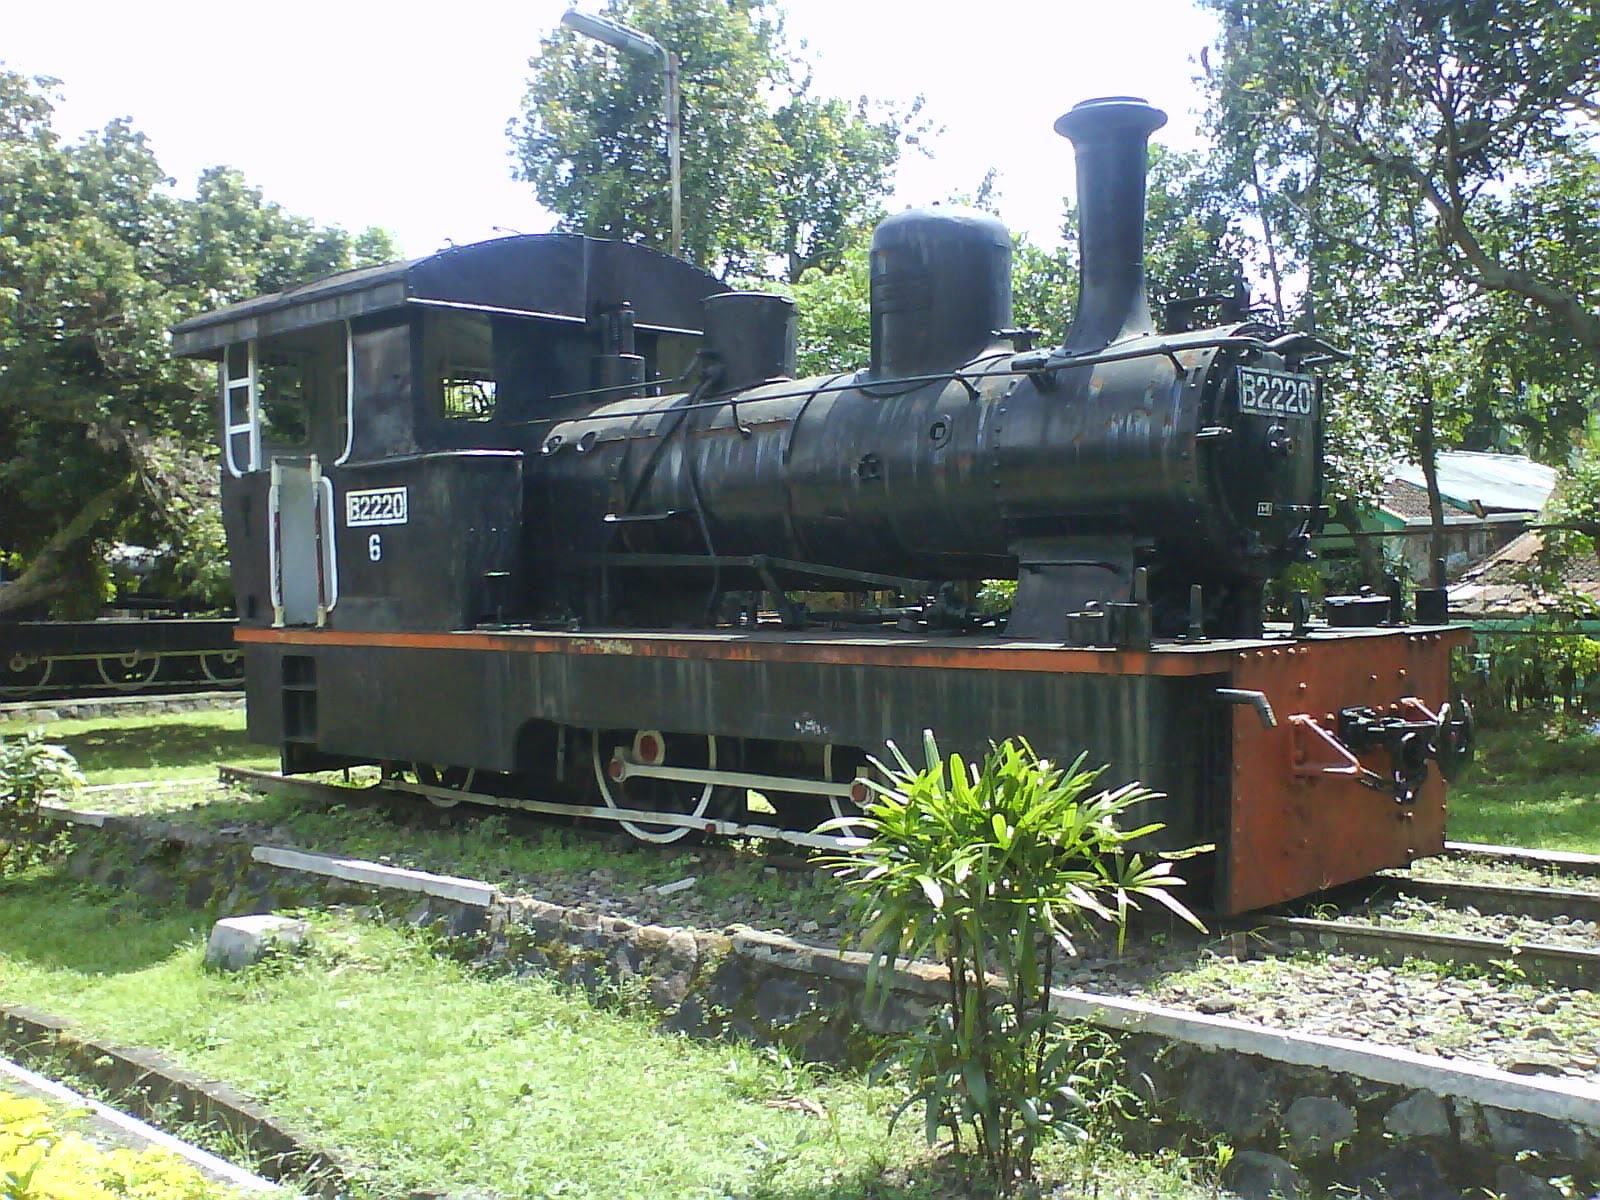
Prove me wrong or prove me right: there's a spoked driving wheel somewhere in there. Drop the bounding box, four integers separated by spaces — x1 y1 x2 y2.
592 729 719 844
200 650 243 683
96 652 160 690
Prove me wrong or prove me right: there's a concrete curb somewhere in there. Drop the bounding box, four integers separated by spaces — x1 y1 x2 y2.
0 1053 286 1195
0 1006 356 1198
677 916 1600 1128
251 845 499 906
1048 986 1600 1125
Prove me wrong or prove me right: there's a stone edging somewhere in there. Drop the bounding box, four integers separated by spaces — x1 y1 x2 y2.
0 691 245 725
28 807 1600 1199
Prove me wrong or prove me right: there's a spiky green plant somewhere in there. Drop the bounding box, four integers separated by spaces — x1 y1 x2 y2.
817 732 1204 1194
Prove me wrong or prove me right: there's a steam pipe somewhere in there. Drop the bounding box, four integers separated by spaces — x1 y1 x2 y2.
1055 96 1168 354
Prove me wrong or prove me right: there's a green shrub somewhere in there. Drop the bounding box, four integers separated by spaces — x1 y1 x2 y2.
819 732 1203 1195
1 1088 235 1199
0 729 83 877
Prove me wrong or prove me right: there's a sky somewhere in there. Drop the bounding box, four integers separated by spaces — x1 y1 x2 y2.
3 0 1218 260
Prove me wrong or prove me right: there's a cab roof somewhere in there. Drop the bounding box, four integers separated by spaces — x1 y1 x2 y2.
171 234 728 357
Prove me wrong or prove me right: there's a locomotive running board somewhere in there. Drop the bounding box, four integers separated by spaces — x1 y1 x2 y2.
386 778 862 852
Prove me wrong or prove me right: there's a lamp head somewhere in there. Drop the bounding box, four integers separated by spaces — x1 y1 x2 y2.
560 8 667 62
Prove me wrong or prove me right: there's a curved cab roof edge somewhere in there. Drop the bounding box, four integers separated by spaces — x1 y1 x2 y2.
171 234 729 358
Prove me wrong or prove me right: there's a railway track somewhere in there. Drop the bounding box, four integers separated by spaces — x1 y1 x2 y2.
215 765 841 859
1220 855 1600 990
216 765 1600 990
1238 912 1600 989
1447 840 1600 879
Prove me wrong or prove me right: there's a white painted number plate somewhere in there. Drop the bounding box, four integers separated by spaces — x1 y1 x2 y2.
345 486 409 527
1237 367 1316 420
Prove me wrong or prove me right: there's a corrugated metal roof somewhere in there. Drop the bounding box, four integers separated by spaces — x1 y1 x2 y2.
1448 527 1600 616
1389 451 1556 515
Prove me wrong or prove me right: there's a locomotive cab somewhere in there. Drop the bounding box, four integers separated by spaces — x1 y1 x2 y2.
173 237 727 635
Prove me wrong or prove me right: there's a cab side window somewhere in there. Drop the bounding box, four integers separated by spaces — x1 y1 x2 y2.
427 311 497 422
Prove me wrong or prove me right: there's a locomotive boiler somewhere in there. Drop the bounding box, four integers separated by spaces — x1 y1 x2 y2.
532 97 1320 643
173 96 1472 913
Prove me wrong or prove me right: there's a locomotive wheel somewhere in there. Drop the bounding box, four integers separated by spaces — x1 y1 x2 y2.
412 763 478 809
95 652 160 690
592 730 718 844
200 650 243 683
4 653 53 693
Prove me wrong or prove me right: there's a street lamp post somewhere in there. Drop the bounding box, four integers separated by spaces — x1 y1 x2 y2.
560 7 682 258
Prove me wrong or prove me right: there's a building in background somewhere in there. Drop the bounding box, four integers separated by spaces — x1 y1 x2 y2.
1374 452 1555 584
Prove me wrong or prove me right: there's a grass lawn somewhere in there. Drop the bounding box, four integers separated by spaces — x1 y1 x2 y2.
1446 712 1600 854
0 877 1216 1200
0 709 277 786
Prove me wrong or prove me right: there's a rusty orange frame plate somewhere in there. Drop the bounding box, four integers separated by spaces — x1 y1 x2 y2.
1223 629 1469 912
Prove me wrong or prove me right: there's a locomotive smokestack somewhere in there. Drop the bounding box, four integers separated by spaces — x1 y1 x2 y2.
1055 96 1167 354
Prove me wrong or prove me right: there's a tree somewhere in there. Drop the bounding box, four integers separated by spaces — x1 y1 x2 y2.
1197 0 1600 587
508 0 920 281
1202 0 1600 379
772 88 922 281
784 145 1251 378
0 69 398 616
787 236 871 376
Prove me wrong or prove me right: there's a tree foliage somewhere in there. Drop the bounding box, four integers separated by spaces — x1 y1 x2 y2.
1196 0 1600 582
783 147 1246 379
1204 0 1600 368
0 69 398 615
508 0 922 281
0 728 81 877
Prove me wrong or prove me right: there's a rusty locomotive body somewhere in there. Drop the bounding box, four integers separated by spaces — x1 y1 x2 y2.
174 97 1470 912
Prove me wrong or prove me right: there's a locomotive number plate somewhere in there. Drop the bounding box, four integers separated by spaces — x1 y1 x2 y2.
1237 367 1316 420
346 486 409 527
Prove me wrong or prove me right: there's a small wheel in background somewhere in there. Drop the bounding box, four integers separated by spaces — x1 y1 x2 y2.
412 762 478 809
3 653 54 693
96 652 160 690
200 650 243 683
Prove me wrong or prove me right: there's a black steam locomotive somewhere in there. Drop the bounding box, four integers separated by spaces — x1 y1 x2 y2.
174 97 1469 912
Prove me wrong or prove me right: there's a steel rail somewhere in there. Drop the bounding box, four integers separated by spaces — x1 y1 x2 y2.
1445 841 1600 879
218 765 861 854
1360 875 1600 926
1234 914 1600 990
218 765 378 806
